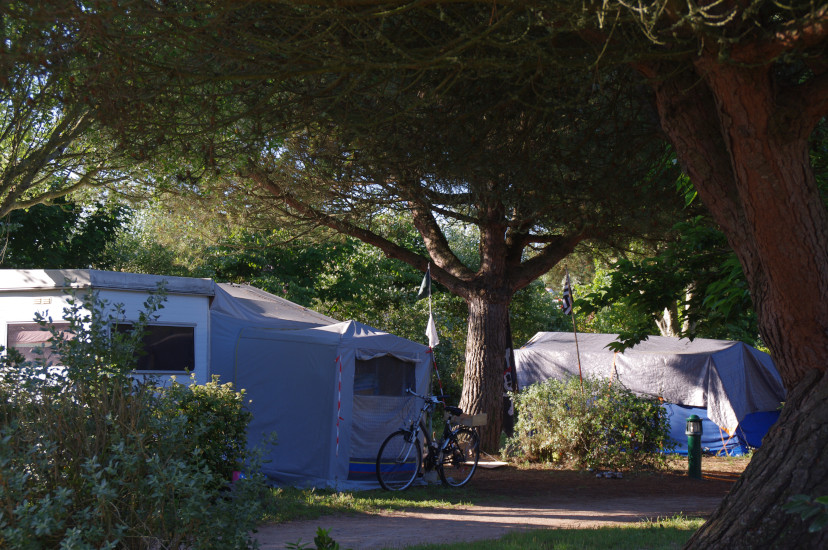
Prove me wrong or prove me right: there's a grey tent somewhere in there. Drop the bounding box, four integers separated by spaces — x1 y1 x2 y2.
227 321 431 489
209 282 340 384
515 332 786 453
210 292 432 489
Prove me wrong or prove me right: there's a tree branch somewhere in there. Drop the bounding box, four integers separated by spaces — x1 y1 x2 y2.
0 167 118 218
408 202 476 281
508 231 586 291
730 5 828 64
249 169 472 296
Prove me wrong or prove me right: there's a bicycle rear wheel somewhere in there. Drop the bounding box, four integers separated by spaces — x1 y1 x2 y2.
437 427 479 487
376 430 422 491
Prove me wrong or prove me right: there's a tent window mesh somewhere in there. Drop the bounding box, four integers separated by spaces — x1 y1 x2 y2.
115 324 195 372
354 356 415 396
6 322 72 364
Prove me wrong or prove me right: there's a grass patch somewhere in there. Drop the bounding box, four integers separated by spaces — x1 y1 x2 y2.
261 484 478 523
403 514 706 550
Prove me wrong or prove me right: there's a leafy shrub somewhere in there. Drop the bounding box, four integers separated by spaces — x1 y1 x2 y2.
164 374 253 486
0 290 267 549
505 376 674 471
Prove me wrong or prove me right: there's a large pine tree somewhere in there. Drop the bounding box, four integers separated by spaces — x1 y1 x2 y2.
16 2 683 450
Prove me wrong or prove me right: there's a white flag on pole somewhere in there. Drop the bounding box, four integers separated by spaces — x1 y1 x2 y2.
426 312 440 348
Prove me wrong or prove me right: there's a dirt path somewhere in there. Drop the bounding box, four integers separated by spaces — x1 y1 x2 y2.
255 457 747 549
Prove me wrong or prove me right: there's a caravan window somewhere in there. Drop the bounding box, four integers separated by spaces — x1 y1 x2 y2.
354 355 416 396
115 324 195 373
6 322 72 364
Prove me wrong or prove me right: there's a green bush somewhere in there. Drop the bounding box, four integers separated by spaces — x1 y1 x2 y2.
0 290 267 549
164 374 253 486
505 376 674 471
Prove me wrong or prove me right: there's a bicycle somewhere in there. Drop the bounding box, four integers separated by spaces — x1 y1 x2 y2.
375 388 481 491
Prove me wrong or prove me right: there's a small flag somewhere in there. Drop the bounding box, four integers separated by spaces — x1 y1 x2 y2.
426 312 440 348
417 266 431 300
561 273 573 315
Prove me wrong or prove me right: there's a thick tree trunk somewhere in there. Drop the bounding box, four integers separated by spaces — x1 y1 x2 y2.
651 63 828 386
640 59 828 548
460 294 510 452
698 63 828 388
686 369 828 548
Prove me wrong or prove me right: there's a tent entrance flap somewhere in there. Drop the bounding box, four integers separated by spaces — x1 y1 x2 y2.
348 353 429 484
354 354 416 397
348 395 414 482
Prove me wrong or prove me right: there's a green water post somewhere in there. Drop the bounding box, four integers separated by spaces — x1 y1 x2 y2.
686 414 703 479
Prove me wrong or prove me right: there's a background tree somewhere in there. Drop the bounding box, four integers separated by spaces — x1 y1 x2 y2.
108 200 566 403
232 76 681 449
0 197 130 268
578 175 763 349
0 4 130 217
580 220 758 345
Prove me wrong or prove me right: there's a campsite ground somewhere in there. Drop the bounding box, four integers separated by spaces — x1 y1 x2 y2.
255 455 749 549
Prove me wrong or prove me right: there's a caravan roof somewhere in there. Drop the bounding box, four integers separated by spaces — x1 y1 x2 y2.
0 269 214 295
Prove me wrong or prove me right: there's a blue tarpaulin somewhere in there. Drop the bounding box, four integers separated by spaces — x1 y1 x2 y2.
664 404 780 455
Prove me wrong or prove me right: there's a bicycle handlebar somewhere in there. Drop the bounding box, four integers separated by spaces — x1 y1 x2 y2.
405 387 448 404
403 388 466 428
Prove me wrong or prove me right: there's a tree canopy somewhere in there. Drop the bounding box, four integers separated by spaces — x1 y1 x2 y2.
20 1 686 448
0 3 132 217
0 197 129 268
3 2 826 544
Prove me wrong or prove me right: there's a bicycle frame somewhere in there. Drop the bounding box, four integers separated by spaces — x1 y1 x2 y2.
401 389 466 472
376 388 480 490
398 391 436 465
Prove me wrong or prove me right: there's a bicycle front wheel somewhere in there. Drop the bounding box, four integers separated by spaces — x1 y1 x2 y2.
376 430 422 491
437 427 480 488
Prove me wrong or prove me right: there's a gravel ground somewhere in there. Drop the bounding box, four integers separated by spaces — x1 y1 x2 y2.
254 457 747 549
